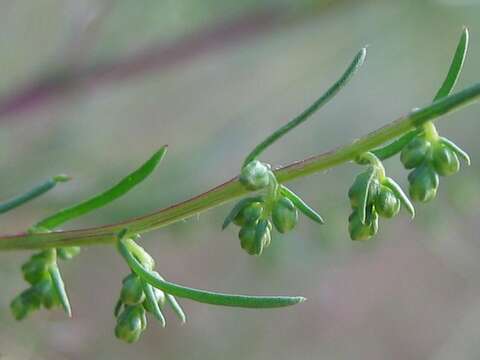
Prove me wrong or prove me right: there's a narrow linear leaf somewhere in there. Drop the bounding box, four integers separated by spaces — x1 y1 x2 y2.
254 219 269 254
114 299 123 317
243 47 367 166
358 168 375 225
124 236 156 270
142 280 166 327
440 137 471 166
372 129 420 160
48 263 72 317
372 27 469 160
222 196 263 230
165 293 187 324
0 175 70 215
280 185 324 224
118 238 305 309
127 236 185 323
434 27 469 101
35 146 168 230
383 178 415 219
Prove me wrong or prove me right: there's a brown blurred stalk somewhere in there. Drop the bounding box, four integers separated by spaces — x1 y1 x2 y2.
0 8 284 120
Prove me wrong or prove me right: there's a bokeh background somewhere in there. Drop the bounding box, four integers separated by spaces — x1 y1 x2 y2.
0 0 479 359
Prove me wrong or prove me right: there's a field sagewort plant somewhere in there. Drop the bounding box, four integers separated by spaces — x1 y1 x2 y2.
0 28 477 343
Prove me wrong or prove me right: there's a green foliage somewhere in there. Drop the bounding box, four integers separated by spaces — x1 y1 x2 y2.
3 28 480 344
372 27 469 160
243 47 367 166
113 233 303 342
12 146 168 320
346 153 411 240
0 175 70 215
34 146 168 230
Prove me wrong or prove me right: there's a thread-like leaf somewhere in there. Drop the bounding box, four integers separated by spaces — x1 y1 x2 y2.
27 148 166 319
358 168 375 225
372 28 469 160
222 196 263 230
383 178 415 219
48 263 72 317
0 175 70 215
35 146 168 230
433 27 469 101
118 237 305 309
142 280 166 327
440 137 471 165
165 293 187 324
280 185 324 224
243 47 367 166
372 129 420 160
114 299 123 317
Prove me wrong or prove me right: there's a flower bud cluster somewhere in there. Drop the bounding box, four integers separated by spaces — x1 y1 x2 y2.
401 133 468 202
11 250 62 320
115 272 166 343
233 195 299 255
348 162 411 241
227 160 304 256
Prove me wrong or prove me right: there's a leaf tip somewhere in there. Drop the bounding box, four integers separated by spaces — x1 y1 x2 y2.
221 220 229 231
53 174 71 183
297 296 307 304
357 47 367 65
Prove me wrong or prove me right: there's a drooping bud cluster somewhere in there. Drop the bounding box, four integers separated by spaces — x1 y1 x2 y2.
401 132 469 202
348 171 380 240
347 156 413 241
232 196 299 255
115 304 147 343
225 160 323 256
114 256 186 343
114 272 166 343
11 250 62 320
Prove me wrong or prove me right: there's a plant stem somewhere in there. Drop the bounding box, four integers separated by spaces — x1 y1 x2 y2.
1 82 479 250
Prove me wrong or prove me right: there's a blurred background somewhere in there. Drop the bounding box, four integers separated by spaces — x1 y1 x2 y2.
0 0 479 359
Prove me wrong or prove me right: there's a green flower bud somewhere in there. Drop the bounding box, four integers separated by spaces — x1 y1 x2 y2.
408 164 439 203
432 143 460 176
348 172 379 208
272 197 298 233
115 305 146 343
263 220 272 249
10 288 42 320
10 296 29 321
120 274 145 305
57 246 81 260
239 226 261 256
34 279 60 309
21 257 49 285
374 185 400 218
348 207 378 241
239 220 271 256
143 287 166 313
233 202 263 227
239 161 270 190
400 137 432 169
